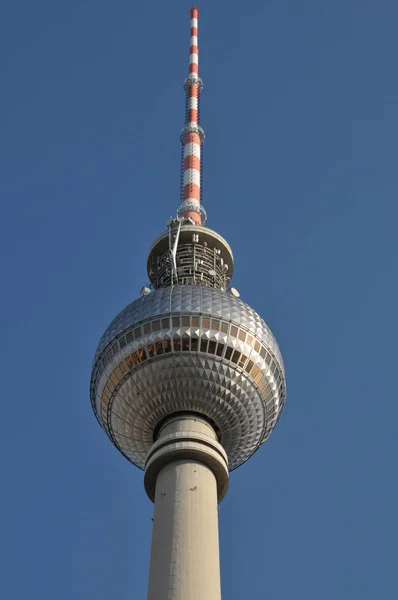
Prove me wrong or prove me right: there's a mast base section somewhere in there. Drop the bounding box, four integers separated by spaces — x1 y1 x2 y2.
177 199 207 225
147 222 234 289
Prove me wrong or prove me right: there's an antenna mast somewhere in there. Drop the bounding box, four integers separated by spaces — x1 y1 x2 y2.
178 7 206 225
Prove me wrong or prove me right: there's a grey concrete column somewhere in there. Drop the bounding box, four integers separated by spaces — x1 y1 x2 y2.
144 414 229 600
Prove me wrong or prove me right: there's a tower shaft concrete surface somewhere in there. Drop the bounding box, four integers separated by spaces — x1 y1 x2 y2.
145 415 228 600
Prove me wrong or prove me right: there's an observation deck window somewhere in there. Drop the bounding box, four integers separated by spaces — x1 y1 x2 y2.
134 326 142 339
147 344 156 358
251 365 259 379
208 341 216 354
200 339 208 353
230 326 238 338
161 318 170 329
182 316 190 327
143 323 151 335
155 341 163 355
126 331 134 344
231 350 240 365
216 343 224 357
173 338 181 352
225 347 233 361
255 370 263 384
202 317 210 329
172 317 180 328
259 378 268 392
119 362 127 376
152 320 161 332
238 354 248 369
191 338 198 351
211 319 220 331
220 322 229 334
246 360 254 374
238 330 246 342
192 316 200 327
182 338 190 351
119 336 126 348
163 340 171 353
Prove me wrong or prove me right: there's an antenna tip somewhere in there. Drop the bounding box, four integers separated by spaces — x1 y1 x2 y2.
190 6 200 17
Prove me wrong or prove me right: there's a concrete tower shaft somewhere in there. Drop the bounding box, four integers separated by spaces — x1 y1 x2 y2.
146 414 228 600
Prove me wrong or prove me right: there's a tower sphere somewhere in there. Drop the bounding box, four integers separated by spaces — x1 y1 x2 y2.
90 268 286 472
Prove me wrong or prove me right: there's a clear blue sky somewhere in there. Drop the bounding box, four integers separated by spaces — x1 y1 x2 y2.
1 0 396 598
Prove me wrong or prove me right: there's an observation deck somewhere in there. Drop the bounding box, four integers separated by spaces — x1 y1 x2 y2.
90 285 285 471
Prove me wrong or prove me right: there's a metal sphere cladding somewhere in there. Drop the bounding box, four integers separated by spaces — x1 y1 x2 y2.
90 225 286 471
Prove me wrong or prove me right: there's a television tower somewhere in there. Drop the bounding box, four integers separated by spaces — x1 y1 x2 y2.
90 8 286 600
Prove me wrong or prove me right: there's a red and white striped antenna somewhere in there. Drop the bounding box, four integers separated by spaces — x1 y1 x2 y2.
178 7 206 226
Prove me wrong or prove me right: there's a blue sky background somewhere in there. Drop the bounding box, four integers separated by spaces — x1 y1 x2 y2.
1 0 396 598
